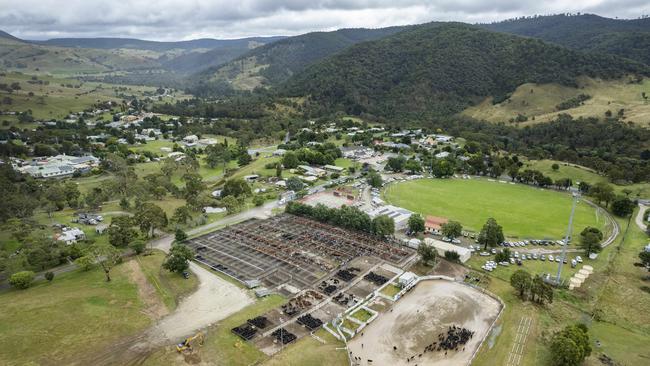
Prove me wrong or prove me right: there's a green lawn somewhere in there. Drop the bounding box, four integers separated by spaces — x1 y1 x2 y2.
383 178 603 239
334 158 356 169
379 283 401 298
0 264 151 365
350 308 373 323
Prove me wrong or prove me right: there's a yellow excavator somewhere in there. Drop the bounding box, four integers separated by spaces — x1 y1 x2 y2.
176 332 205 353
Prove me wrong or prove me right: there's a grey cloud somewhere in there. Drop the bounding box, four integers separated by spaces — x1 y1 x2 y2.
0 0 647 40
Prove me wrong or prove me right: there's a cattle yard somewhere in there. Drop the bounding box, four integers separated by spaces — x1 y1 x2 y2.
185 213 416 355
187 214 413 290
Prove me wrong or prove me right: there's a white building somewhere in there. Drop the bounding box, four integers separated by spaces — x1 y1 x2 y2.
55 227 86 245
423 238 471 263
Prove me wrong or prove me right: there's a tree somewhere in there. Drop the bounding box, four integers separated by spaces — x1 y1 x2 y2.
589 182 615 207
530 275 553 304
551 163 559 171
152 186 167 200
372 215 395 237
495 248 511 262
282 151 299 169
129 239 146 255
63 181 81 207
9 271 35 289
286 177 304 192
172 205 192 225
162 244 194 273
478 218 504 250
119 197 130 210
550 324 591 366
407 214 425 234
175 228 188 243
610 195 635 217
133 203 168 237
237 152 252 166
367 171 383 189
385 155 406 172
404 159 422 174
253 195 265 206
639 251 650 268
75 255 94 271
580 226 603 255
222 195 242 214
444 250 461 262
510 269 532 299
108 216 137 248
44 271 55 282
441 221 462 239
82 243 121 282
222 178 251 198
417 243 436 266
5 218 32 242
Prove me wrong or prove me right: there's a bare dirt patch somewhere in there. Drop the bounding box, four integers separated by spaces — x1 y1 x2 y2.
348 280 501 366
126 259 169 320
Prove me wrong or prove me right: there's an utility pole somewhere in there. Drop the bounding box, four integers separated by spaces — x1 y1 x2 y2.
555 192 579 284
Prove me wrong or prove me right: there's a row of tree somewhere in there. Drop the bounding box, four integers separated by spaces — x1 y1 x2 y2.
285 201 395 236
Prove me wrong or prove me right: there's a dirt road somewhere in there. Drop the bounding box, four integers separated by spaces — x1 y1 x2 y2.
145 261 252 344
635 204 648 232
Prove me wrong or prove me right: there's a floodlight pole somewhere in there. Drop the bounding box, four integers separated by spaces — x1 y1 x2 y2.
556 192 579 284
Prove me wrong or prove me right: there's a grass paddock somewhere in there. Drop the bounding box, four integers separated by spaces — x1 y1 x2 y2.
383 178 603 239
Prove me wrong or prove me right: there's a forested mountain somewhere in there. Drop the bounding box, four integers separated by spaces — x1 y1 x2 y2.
282 23 649 119
482 14 650 64
201 26 409 90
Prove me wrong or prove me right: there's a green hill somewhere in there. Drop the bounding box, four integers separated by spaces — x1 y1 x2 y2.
201 26 409 90
482 14 650 65
281 23 649 119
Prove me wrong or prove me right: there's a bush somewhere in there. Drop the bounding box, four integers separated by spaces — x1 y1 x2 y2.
9 271 35 289
129 239 146 255
44 271 55 282
253 195 265 206
444 250 461 262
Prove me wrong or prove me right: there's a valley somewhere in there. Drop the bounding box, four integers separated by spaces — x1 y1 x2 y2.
1 10 650 366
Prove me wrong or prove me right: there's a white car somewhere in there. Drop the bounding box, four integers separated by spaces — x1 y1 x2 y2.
576 256 583 263
548 255 554 261
555 257 561 262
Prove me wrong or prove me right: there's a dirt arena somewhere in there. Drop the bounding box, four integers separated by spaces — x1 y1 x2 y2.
348 280 501 366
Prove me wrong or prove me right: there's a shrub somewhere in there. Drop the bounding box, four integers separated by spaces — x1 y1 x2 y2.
444 250 461 262
9 271 35 289
44 271 55 282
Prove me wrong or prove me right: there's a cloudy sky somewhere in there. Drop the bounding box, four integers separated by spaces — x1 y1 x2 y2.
1 0 648 41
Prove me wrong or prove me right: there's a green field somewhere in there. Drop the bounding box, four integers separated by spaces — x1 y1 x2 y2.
383 178 603 239
0 72 184 125
379 283 401 298
0 263 151 365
